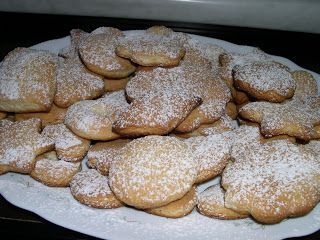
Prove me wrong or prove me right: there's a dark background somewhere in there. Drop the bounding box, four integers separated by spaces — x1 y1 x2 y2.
0 11 319 240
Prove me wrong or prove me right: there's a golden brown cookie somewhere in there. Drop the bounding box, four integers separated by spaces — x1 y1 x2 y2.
87 139 131 175
197 184 248 220
65 90 129 140
173 114 238 138
222 140 320 224
109 136 197 209
147 186 197 218
30 151 81 187
126 64 231 133
292 70 318 98
54 56 105 108
113 92 201 137
185 132 232 184
79 27 136 78
219 48 272 85
15 104 67 128
239 96 320 141
0 112 6 120
116 27 186 67
0 47 57 113
104 76 131 92
42 124 90 162
0 118 54 174
70 169 123 209
233 62 296 102
59 28 89 59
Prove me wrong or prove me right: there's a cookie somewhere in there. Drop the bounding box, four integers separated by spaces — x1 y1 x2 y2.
233 62 295 102
172 115 238 139
113 91 201 137
185 132 232 184
0 118 54 174
15 104 67 128
219 48 273 85
30 151 81 187
79 27 136 78
126 64 231 133
292 70 318 98
104 76 131 92
184 39 226 70
222 140 320 224
145 25 189 45
147 186 197 218
115 27 186 67
87 139 131 175
0 112 6 120
0 47 57 113
70 169 123 209
42 124 90 162
59 28 89 59
109 136 197 209
54 56 105 108
197 184 248 220
65 90 129 140
239 96 320 141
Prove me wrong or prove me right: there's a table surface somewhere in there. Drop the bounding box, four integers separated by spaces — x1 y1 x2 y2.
0 11 319 240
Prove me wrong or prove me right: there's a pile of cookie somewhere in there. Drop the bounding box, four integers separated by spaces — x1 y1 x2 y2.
0 26 319 224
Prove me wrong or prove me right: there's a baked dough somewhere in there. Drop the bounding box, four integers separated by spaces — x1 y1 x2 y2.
31 151 81 187
65 90 129 140
87 139 131 175
70 169 123 209
0 47 57 113
15 104 67 128
197 185 248 220
109 136 197 209
147 186 197 218
0 118 54 174
42 123 90 162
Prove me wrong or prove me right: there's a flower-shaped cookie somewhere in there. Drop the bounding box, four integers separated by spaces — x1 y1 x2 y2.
222 140 320 224
239 96 320 141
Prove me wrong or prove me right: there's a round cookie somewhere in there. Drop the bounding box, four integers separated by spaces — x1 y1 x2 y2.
79 27 136 78
109 136 198 209
31 151 81 187
42 124 90 162
87 139 131 175
185 132 233 184
65 90 129 140
197 184 248 220
115 27 186 67
0 118 54 174
222 140 320 224
54 56 105 108
0 47 58 113
70 169 123 209
147 186 197 218
15 104 67 128
233 62 295 102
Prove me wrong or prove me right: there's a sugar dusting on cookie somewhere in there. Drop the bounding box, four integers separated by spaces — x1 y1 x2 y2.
70 169 113 197
109 136 198 208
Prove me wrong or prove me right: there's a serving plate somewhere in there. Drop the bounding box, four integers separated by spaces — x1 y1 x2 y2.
0 30 319 240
